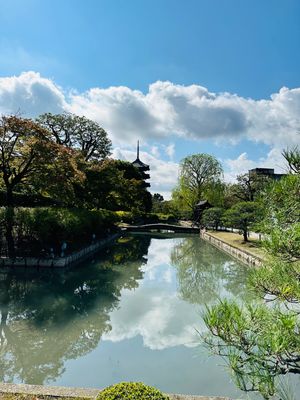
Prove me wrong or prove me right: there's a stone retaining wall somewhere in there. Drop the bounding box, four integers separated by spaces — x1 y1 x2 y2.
200 231 263 267
0 233 120 268
0 383 232 400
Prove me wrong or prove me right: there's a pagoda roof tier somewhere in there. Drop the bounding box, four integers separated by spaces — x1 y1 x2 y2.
132 158 150 170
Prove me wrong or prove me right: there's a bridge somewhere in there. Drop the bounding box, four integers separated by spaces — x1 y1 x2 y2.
123 223 200 234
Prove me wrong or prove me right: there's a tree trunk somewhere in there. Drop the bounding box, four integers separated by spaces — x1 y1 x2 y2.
243 229 248 242
5 187 15 258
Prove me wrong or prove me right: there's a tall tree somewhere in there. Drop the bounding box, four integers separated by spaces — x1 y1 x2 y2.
172 154 223 210
230 173 271 202
37 113 112 161
0 115 82 256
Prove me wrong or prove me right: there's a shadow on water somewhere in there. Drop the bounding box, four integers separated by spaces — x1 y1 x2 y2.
0 235 151 384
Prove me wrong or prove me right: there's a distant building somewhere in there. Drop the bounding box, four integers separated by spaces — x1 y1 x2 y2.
248 168 285 181
132 141 150 188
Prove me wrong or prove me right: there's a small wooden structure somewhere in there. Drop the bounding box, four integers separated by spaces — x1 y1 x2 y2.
193 200 212 225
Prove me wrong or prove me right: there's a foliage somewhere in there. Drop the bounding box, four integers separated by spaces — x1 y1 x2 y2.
229 173 271 202
114 210 136 224
282 146 300 174
76 159 152 212
203 300 300 399
97 382 170 400
201 207 225 230
203 173 300 399
222 201 262 241
259 174 300 260
172 153 223 211
152 193 165 213
0 207 118 256
0 115 83 256
0 115 52 204
37 112 112 161
153 193 164 202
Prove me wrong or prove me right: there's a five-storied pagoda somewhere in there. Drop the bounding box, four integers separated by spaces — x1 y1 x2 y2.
132 141 150 188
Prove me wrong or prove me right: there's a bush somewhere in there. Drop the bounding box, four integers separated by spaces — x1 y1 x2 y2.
3 207 119 256
144 213 176 224
97 382 170 400
114 211 136 224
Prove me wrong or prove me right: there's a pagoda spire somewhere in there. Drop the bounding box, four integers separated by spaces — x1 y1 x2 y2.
137 140 140 160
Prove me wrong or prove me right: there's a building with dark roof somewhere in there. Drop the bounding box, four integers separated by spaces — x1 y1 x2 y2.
248 168 285 181
132 141 150 188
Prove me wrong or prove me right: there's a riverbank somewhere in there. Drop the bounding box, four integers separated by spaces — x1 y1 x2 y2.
0 383 232 400
201 230 265 267
0 232 120 268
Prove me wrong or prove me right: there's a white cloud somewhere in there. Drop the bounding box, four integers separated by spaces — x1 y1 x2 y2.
0 72 299 149
103 287 200 350
164 143 175 159
224 148 287 182
103 238 201 350
0 71 66 116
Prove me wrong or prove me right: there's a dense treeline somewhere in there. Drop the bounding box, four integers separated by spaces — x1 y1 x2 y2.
0 113 151 257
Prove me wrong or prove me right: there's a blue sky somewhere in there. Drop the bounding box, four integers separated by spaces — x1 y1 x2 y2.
0 0 299 197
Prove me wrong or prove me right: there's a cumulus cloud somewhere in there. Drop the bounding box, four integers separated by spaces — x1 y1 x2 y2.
224 148 287 182
0 71 299 149
0 71 66 116
103 238 201 350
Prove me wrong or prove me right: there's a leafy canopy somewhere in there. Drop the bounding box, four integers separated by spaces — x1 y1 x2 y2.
172 153 223 210
37 112 112 161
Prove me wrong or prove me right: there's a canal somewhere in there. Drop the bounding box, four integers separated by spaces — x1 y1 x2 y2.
0 234 254 398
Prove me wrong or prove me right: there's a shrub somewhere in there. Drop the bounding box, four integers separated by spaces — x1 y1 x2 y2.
4 207 119 256
97 382 170 400
114 211 136 224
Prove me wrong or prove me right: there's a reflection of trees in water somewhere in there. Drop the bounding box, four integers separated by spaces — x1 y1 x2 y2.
0 234 151 385
171 236 249 305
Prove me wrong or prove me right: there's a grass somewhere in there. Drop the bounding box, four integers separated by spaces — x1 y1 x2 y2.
206 230 266 260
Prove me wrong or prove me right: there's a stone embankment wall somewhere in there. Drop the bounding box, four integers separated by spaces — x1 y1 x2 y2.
0 382 232 400
0 233 120 268
200 230 263 267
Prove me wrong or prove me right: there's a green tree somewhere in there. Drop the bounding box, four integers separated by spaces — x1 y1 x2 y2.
0 115 83 255
222 201 261 241
172 153 223 211
204 173 300 399
202 207 225 230
230 172 271 202
37 112 112 161
75 159 151 212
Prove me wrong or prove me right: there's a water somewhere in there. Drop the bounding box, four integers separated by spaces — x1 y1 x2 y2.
0 234 254 398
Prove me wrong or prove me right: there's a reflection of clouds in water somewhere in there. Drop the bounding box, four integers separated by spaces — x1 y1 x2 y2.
103 286 200 350
141 238 181 282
